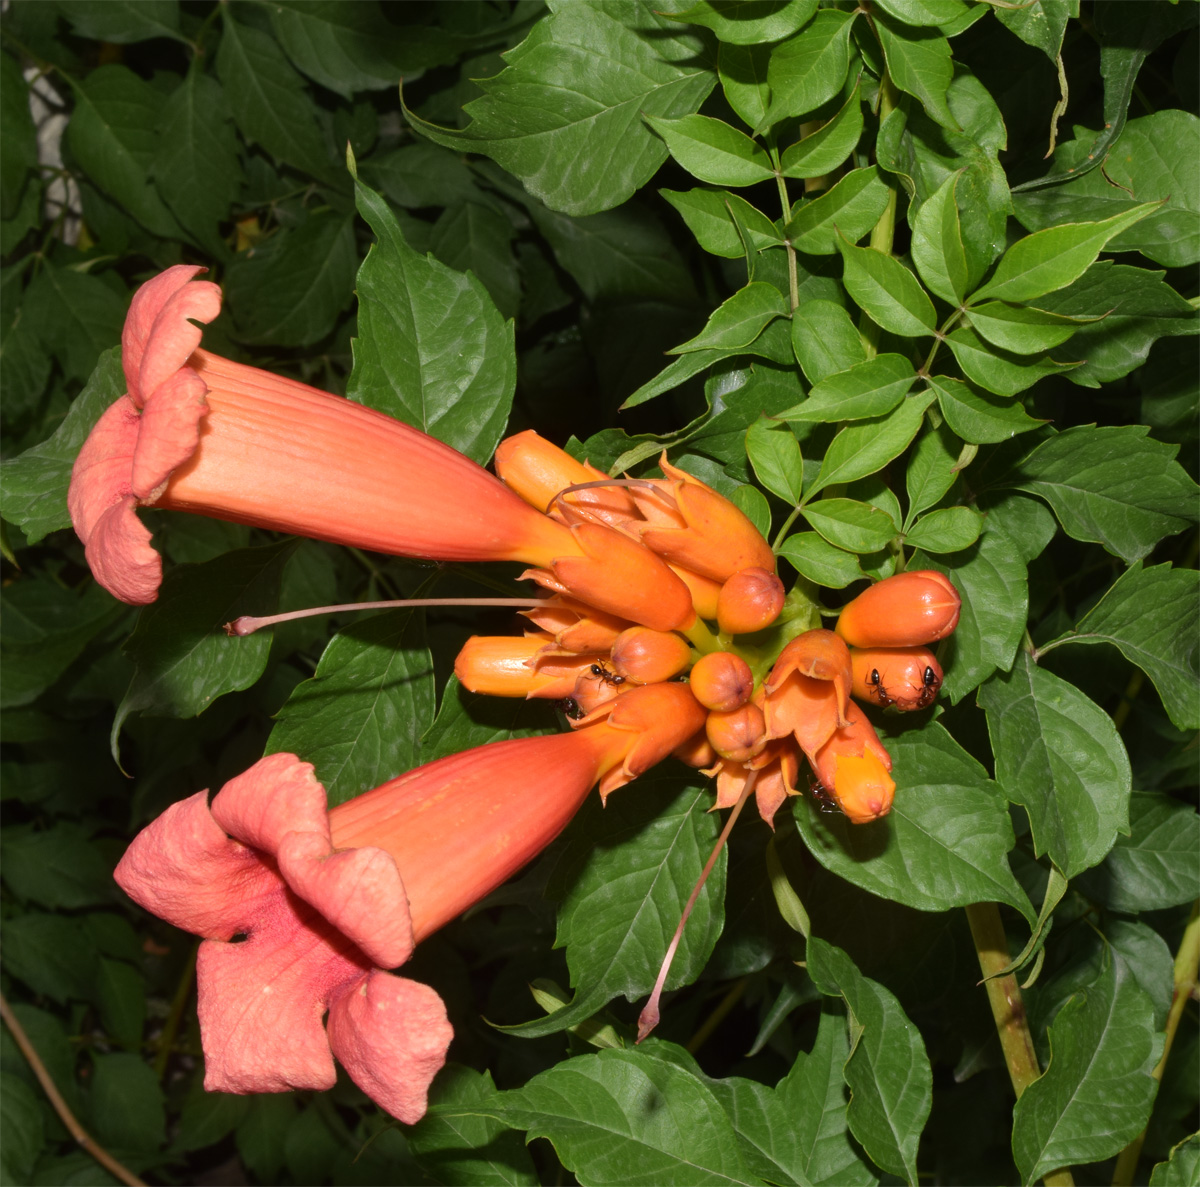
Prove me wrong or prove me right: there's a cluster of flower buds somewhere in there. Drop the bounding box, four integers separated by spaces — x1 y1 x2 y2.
458 432 962 828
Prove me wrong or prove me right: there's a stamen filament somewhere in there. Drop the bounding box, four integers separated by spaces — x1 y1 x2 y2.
636 769 759 1043
225 598 544 637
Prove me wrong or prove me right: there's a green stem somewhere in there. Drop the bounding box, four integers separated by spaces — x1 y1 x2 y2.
858 70 901 358
682 614 722 655
1111 901 1200 1187
155 941 198 1080
774 169 800 312
771 505 805 552
965 902 1075 1187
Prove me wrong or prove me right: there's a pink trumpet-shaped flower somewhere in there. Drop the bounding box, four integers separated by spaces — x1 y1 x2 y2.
69 265 577 605
114 700 699 1121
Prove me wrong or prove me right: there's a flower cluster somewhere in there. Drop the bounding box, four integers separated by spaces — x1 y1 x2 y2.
72 267 961 1123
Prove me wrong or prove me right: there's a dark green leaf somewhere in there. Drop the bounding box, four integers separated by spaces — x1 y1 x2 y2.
225 210 356 347
903 422 958 525
667 0 818 46
746 416 803 504
873 0 974 30
152 70 242 259
661 188 782 259
21 265 125 385
790 298 868 384
502 774 723 1037
796 723 1034 922
875 15 956 131
420 676 551 764
718 40 770 128
1076 791 1200 914
498 1047 760 1185
362 143 479 210
0 823 113 909
1009 425 1198 564
994 0 1073 61
838 240 937 337
65 64 187 240
1043 562 1199 731
806 391 932 499
904 506 982 553
732 483 773 540
403 6 715 216
266 609 434 808
785 353 917 424
431 201 521 320
670 282 788 354
216 12 337 184
646 115 774 187
112 541 295 751
979 651 1131 878
914 517 1028 700
804 498 897 553
0 1072 43 1185
1012 953 1161 1183
57 0 185 45
910 171 968 304
806 938 931 1186
780 79 864 179
758 10 855 132
0 53 38 222
91 1052 166 1152
95 958 145 1048
928 375 1044 445
786 166 891 255
409 1065 537 1186
622 350 728 410
945 325 1077 397
1 914 97 1003
0 349 124 543
1150 1134 1200 1187
778 532 865 588
350 179 515 464
967 302 1089 355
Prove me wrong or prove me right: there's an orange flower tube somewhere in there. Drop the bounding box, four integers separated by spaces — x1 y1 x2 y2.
810 702 896 823
69 266 578 605
835 571 961 648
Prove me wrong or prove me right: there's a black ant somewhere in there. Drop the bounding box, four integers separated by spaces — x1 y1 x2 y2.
865 668 893 708
809 779 841 814
590 662 626 688
555 697 585 721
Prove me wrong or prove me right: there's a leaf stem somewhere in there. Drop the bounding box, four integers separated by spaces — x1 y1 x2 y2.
771 505 805 552
1111 900 1200 1187
154 940 197 1081
774 169 800 312
0 993 147 1187
965 902 1075 1187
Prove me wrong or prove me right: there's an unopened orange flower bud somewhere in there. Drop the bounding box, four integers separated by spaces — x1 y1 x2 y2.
670 564 723 620
493 430 637 525
575 682 708 800
453 635 604 700
571 664 630 717
850 646 943 711
610 627 692 684
524 522 696 634
764 629 853 759
674 732 717 769
811 702 895 824
632 457 776 583
521 596 631 654
717 566 785 635
835 570 961 648
705 701 768 763
689 651 753 712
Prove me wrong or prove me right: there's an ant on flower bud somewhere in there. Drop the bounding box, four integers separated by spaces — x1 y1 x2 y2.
590 662 626 688
808 779 842 814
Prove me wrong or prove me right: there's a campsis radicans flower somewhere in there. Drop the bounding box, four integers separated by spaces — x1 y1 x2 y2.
113 704 701 1122
850 645 944 710
835 570 961 649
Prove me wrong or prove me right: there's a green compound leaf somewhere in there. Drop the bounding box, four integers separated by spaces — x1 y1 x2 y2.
904 506 982 554
732 483 773 540
780 78 864 179
666 0 818 46
796 723 1035 923
21 263 125 385
1042 562 1200 731
402 5 715 216
1012 952 1162 1184
670 282 789 354
112 541 296 757
718 40 771 128
1150 1134 1200 1187
1009 425 1199 564
351 178 515 464
56 0 186 45
645 114 774 187
804 498 897 553
778 532 865 588
806 937 932 1187
806 390 933 500
913 517 1029 701
791 298 869 384
497 1047 761 1186
265 609 435 808
979 651 1131 879
966 302 1092 355
911 171 969 304
783 353 916 423
757 9 855 133
837 239 937 338
787 166 892 255
1076 791 1200 914
501 774 724 1038
971 203 1162 304
0 349 123 544
873 0 975 30
904 422 959 526
874 14 955 131
927 375 1045 445
746 416 803 505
